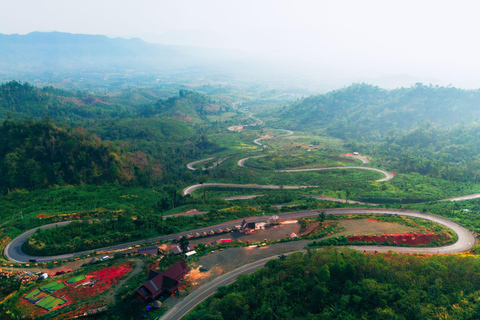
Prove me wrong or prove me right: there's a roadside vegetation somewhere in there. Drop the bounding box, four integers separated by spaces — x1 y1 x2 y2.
244 152 363 170
186 248 480 320
5 80 480 319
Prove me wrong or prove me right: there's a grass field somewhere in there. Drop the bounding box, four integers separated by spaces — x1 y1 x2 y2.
24 289 41 300
66 275 86 284
244 152 363 170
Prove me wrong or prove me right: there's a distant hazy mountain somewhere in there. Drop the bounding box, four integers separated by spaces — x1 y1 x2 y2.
0 32 445 91
0 32 245 76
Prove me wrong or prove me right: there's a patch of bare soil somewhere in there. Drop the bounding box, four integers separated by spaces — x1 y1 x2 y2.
334 219 423 236
182 240 311 295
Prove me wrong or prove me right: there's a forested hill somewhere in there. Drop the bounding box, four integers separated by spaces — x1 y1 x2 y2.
0 81 230 124
137 89 229 122
276 83 480 140
0 119 133 192
0 81 131 121
187 249 480 320
0 83 228 191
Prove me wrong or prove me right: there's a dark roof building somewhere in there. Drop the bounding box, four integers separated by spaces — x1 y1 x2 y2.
137 246 159 256
241 219 248 229
172 245 192 255
136 260 189 303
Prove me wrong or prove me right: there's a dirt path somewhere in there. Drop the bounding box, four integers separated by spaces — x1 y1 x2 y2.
105 258 145 305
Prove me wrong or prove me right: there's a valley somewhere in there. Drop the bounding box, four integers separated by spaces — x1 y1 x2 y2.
2 81 480 320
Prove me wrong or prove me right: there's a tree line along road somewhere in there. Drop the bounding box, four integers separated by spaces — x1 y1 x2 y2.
4 208 476 263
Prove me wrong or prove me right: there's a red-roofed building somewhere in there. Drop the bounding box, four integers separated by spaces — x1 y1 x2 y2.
136 260 189 303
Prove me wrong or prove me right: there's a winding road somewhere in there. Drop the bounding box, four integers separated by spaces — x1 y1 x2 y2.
4 105 480 320
157 207 475 320
186 157 229 171
4 208 476 263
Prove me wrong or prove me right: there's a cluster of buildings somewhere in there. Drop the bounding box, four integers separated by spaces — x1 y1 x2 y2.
135 216 280 304
135 261 189 303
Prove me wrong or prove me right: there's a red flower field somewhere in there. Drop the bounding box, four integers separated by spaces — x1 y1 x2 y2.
348 232 439 245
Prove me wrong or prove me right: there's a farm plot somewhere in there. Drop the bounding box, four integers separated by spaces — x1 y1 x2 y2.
36 295 67 310
18 263 133 317
66 274 86 284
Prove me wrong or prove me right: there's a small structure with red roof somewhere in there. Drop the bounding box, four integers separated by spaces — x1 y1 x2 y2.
136 261 189 303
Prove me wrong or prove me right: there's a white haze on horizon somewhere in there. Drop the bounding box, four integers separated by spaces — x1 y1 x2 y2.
1 0 480 88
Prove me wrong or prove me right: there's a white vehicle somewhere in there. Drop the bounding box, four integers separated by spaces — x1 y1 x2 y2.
101 256 109 261
353 152 359 155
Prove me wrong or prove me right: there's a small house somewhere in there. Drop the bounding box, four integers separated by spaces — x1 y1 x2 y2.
172 245 193 255
136 261 189 303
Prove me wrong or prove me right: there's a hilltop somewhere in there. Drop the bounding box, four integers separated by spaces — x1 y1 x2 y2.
273 83 480 140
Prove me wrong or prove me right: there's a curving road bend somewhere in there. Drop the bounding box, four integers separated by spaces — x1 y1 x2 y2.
278 166 394 182
252 129 294 149
183 183 317 197
236 153 392 183
183 167 392 198
5 208 476 263
237 154 266 167
186 157 215 170
349 154 369 164
159 208 475 320
186 157 229 171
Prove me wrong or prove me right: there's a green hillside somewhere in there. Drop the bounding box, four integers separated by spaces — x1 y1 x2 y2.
0 119 128 191
0 83 234 192
186 248 480 320
0 81 133 121
137 89 229 123
274 83 480 140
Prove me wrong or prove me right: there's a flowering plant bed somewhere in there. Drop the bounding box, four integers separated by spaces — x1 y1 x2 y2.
59 263 133 302
17 262 133 316
348 232 440 245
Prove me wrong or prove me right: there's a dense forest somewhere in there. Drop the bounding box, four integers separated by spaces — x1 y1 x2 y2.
0 81 131 121
276 83 480 140
186 248 480 320
137 89 228 120
357 124 480 183
0 119 131 191
0 82 232 191
269 83 480 185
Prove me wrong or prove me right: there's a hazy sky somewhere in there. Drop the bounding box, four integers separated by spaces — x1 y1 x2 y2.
2 0 480 87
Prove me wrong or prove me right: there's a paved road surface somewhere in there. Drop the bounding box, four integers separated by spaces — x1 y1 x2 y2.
348 154 369 164
186 157 215 170
441 193 480 202
186 157 228 171
182 166 392 198
158 208 476 320
5 208 475 263
252 129 294 149
183 183 316 197
237 154 266 167
278 166 394 182
159 254 280 320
